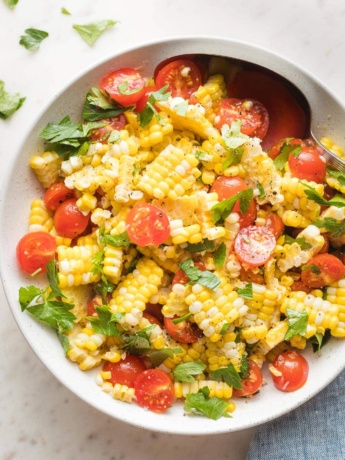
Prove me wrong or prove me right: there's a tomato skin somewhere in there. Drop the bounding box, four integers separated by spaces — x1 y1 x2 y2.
153 55 197 80
103 354 147 388
265 213 284 239
145 303 164 323
16 231 57 274
239 267 265 285
155 59 202 99
234 226 276 268
164 317 202 344
125 203 170 246
288 146 326 183
233 360 263 397
301 253 345 288
216 98 269 139
172 261 206 286
271 351 309 392
135 86 158 113
100 68 146 107
268 138 305 160
210 176 256 228
143 311 162 327
89 114 126 143
44 182 75 212
54 198 90 239
228 70 307 151
134 369 174 412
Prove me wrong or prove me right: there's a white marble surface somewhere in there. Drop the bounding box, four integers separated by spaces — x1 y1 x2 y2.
1 0 345 458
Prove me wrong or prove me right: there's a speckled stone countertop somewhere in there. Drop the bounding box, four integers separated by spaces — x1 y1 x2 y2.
1 1 345 458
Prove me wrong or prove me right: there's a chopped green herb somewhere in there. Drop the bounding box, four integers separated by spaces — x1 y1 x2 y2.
184 387 231 420
257 182 265 199
61 7 71 15
222 147 244 170
125 253 141 275
211 188 253 224
0 80 25 120
173 362 206 382
139 86 170 127
87 305 121 336
210 362 242 390
118 81 144 95
173 100 188 116
302 183 345 208
90 250 105 275
283 235 312 250
46 259 65 299
314 218 345 237
195 150 208 160
237 283 253 300
285 307 308 341
95 275 115 304
239 355 249 379
57 332 70 354
215 242 226 268
120 326 156 356
301 264 321 275
99 229 130 248
178 259 221 290
149 348 183 367
327 168 345 186
108 130 120 143
5 0 18 9
309 330 331 354
221 121 249 150
19 28 49 51
186 238 215 253
220 322 230 335
273 142 302 171
73 20 117 46
171 313 192 324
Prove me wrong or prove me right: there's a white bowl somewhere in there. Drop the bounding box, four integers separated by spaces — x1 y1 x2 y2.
1 36 345 435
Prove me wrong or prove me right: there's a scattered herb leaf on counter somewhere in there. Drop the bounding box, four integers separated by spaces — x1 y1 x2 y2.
173 362 207 382
19 28 49 51
285 308 308 341
184 387 231 420
4 0 18 9
61 7 71 15
73 20 117 46
0 80 25 120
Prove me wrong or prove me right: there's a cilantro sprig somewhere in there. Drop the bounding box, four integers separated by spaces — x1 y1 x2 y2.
178 259 221 290
139 86 170 128
211 188 253 224
284 307 308 341
184 387 231 420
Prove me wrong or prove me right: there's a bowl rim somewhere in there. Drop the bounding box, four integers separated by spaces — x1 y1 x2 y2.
1 35 345 435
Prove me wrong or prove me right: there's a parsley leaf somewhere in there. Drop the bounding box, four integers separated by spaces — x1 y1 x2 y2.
61 7 71 15
82 87 129 122
257 182 265 199
314 218 345 237
178 259 221 290
173 100 188 116
87 306 121 336
139 86 170 128
95 276 115 304
173 362 206 382
184 388 231 420
284 307 308 341
125 253 141 275
210 362 242 390
90 250 104 275
186 238 215 253
18 285 42 311
149 348 183 367
211 188 253 224
5 0 18 9
46 259 65 299
73 20 117 46
283 235 312 250
327 168 345 186
0 80 25 120
221 121 249 150
99 229 130 248
302 183 345 208
19 28 49 51
309 330 331 354
222 147 244 170
273 142 302 171
215 242 226 268
237 283 253 300
120 326 156 356
108 130 120 143
57 332 70 354
239 356 249 379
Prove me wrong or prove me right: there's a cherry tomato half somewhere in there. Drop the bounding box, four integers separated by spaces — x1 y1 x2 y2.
44 182 75 212
103 354 147 388
290 280 312 294
265 213 285 239
288 146 326 183
271 351 309 392
216 98 269 139
232 360 263 397
89 114 127 143
228 70 307 151
125 203 170 246
54 198 90 239
100 68 146 107
155 59 202 99
234 226 276 268
172 261 206 286
145 303 164 323
301 253 345 288
16 231 57 274
210 176 256 228
143 311 162 327
134 369 174 412
164 316 202 344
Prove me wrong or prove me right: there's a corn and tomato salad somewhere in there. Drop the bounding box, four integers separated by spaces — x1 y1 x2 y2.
16 55 345 419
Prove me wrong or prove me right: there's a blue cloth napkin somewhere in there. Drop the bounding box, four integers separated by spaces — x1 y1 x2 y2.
246 370 345 460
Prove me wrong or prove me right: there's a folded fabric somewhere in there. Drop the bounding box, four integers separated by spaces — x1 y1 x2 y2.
246 370 345 460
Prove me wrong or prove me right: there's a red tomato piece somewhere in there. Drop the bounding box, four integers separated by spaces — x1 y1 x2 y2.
265 213 285 239
234 226 276 267
145 303 164 323
228 70 307 151
164 317 202 344
268 138 305 160
44 182 75 212
16 231 57 274
155 59 202 99
100 68 146 107
135 86 158 113
288 146 326 183
271 351 309 392
125 203 170 246
89 114 127 143
103 354 147 388
153 55 197 80
290 280 312 294
215 98 269 139
86 294 103 317
232 360 263 397
143 311 162 327
301 253 345 288
210 176 256 228
172 261 206 286
134 369 174 412
239 267 265 285
54 198 90 239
